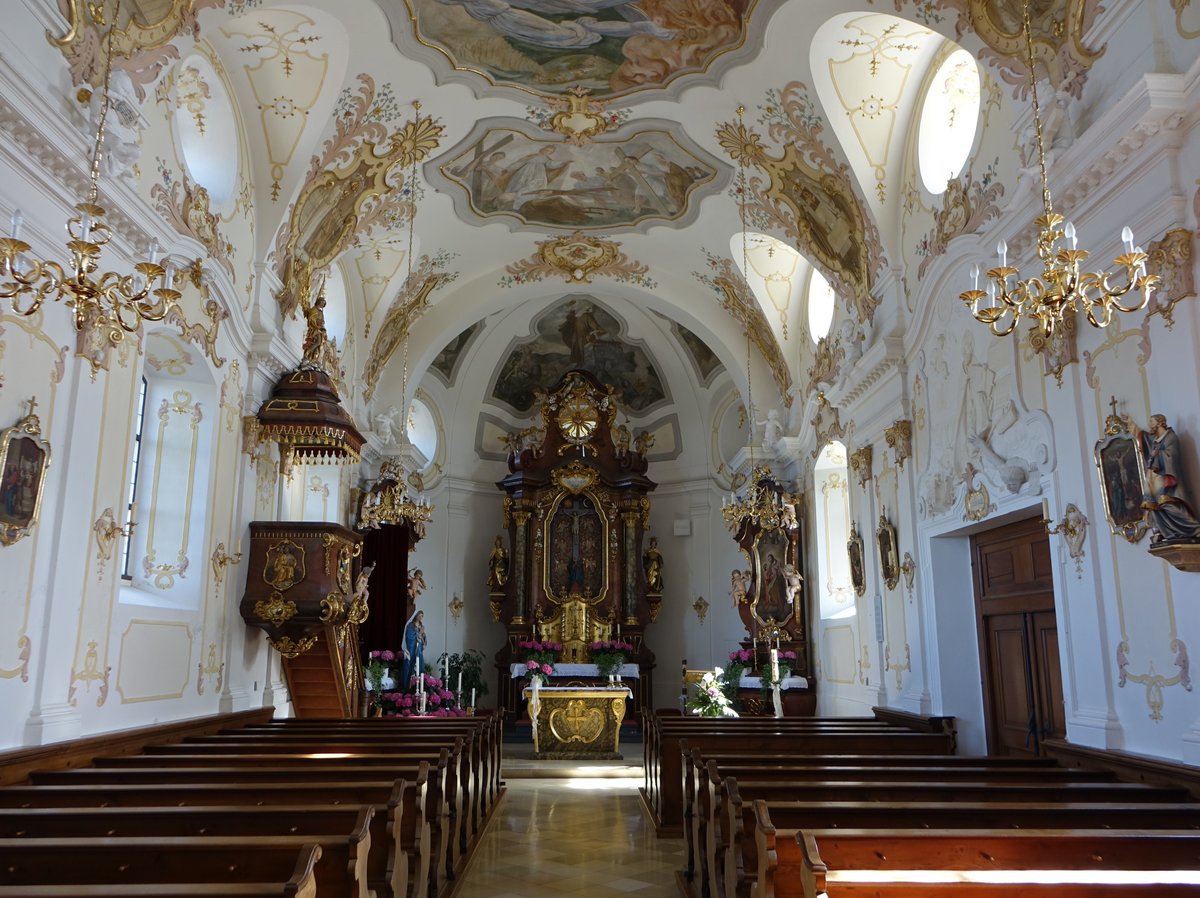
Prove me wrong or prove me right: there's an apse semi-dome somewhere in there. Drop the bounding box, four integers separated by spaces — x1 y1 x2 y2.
173 52 240 207
917 47 981 195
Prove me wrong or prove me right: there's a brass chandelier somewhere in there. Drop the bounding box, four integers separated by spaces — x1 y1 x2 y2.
958 0 1159 340
0 0 179 373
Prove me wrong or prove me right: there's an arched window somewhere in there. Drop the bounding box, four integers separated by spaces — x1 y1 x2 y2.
917 47 981 195
807 268 836 345
120 333 218 610
407 396 438 467
814 441 854 619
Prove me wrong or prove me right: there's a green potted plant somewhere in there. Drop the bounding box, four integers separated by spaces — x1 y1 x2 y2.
436 648 490 708
589 639 634 680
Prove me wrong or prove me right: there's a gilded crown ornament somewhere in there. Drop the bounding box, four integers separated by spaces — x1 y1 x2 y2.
958 0 1159 343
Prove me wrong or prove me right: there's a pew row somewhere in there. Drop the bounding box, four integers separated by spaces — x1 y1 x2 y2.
0 817 372 898
756 822 1200 898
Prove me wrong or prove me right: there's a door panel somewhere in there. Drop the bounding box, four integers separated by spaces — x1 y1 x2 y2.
1032 610 1067 743
986 613 1037 757
972 517 1063 757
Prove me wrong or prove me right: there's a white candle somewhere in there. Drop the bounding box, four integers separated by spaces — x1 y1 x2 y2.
470 687 476 708
9 210 22 240
457 671 462 695
770 648 779 683
997 239 1007 268
969 262 980 290
1042 497 1051 522
1064 221 1077 250
443 657 449 682
1121 226 1134 254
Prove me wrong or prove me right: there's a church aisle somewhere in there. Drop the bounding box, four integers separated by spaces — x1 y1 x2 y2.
455 776 684 898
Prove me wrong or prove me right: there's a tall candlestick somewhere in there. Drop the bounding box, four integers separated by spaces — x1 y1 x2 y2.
470 687 476 709
443 657 449 683
770 648 780 683
457 671 462 696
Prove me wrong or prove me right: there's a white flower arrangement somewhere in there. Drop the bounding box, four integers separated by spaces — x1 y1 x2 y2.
686 666 739 717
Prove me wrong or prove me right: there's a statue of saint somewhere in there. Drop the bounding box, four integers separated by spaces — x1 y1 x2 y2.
400 608 427 689
487 535 509 589
1124 413 1200 543
301 293 329 367
643 536 664 593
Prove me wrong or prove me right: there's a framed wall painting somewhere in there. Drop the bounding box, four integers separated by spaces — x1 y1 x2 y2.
750 525 796 627
847 522 866 597
0 398 51 547
1093 411 1149 543
876 513 900 590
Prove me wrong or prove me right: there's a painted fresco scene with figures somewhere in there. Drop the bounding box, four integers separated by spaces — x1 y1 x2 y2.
441 128 717 229
5 0 1200 892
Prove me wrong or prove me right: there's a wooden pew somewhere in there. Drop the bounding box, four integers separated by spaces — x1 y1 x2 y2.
711 773 1188 898
233 715 502 819
0 843 319 898
154 738 478 857
678 748 1099 890
0 806 396 898
0 810 373 898
650 724 955 834
0 779 427 898
27 765 443 898
209 716 499 830
762 824 1200 898
116 743 469 867
726 797 1200 898
683 752 1120 897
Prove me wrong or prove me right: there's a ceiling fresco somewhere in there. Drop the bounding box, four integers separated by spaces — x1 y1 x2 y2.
489 297 667 413
387 0 783 101
432 120 725 231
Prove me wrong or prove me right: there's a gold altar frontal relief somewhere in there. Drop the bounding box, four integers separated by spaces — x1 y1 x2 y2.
523 687 628 759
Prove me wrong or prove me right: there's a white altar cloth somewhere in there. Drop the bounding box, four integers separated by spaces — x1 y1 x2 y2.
510 662 640 679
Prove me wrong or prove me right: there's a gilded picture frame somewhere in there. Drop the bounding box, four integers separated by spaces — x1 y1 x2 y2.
876 514 900 591
1094 413 1150 543
847 522 866 598
0 400 51 547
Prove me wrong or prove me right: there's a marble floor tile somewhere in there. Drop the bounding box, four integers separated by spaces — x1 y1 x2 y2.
457 772 681 898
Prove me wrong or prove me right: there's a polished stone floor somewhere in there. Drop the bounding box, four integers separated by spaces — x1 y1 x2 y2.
454 758 683 898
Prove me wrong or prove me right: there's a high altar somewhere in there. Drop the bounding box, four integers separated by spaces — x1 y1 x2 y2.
491 370 659 719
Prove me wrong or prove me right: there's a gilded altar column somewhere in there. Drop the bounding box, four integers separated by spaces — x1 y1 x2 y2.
622 511 638 623
513 511 531 623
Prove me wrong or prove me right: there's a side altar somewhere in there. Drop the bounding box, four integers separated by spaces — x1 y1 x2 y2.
524 685 632 759
490 370 659 721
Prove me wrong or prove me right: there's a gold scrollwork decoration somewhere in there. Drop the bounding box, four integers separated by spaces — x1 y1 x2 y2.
849 445 873 488
269 634 319 659
320 592 345 623
255 592 298 626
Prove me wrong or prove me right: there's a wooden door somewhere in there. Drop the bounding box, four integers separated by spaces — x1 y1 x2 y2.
971 517 1066 757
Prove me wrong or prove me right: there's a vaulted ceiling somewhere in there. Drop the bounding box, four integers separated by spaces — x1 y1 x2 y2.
50 0 1104 468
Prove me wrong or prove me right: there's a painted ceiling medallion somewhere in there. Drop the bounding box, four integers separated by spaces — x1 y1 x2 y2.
432 119 725 233
389 0 784 102
528 87 629 146
503 233 653 287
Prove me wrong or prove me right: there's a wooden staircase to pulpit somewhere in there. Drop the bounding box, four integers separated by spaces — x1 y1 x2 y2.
281 626 359 717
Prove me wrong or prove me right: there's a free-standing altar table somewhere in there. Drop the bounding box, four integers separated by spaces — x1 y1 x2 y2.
522 685 633 759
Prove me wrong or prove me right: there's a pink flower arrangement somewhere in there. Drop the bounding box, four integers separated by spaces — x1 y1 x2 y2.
588 640 634 654
369 649 396 662
728 648 753 664
517 640 562 653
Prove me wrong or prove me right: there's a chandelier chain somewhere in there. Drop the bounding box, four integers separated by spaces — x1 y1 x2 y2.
1021 0 1052 219
87 0 120 205
736 104 754 466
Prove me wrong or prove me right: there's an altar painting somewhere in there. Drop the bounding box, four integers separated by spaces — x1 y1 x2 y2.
750 526 793 627
442 128 716 229
547 494 606 599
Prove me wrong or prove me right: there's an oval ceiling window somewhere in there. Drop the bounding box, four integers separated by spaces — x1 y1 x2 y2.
173 53 239 207
917 47 981 195
807 267 836 344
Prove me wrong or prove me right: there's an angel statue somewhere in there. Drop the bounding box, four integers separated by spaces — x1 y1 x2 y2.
487 535 509 590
